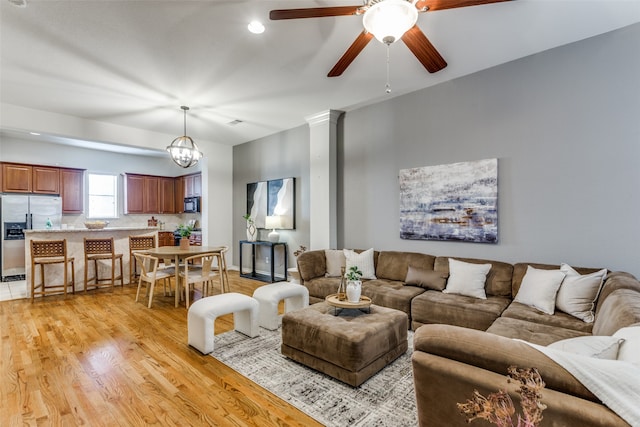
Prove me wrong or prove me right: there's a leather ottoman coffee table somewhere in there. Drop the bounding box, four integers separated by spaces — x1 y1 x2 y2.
281 302 408 386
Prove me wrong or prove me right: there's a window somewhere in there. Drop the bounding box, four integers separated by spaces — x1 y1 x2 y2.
87 173 118 218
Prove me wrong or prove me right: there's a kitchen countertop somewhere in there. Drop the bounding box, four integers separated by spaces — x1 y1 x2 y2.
25 227 159 233
24 227 161 294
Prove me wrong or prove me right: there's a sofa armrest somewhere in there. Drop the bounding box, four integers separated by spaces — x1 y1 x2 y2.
412 351 628 427
413 324 596 402
598 271 640 309
296 250 327 282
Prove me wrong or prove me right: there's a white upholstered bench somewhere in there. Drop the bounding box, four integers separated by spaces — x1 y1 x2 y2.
252 282 309 330
187 293 259 354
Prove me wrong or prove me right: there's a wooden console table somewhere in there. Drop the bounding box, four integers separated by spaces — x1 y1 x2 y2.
239 240 287 283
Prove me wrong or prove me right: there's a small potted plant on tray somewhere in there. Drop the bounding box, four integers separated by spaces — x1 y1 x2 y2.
345 265 363 303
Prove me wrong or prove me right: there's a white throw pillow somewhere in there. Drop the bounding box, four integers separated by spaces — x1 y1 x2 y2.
325 249 346 277
556 264 607 323
442 258 491 299
613 325 640 366
514 265 566 315
343 248 376 280
548 336 625 359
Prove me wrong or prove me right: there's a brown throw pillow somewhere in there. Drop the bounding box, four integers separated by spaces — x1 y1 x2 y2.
405 265 448 291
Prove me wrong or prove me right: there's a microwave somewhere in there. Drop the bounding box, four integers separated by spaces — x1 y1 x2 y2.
184 196 200 213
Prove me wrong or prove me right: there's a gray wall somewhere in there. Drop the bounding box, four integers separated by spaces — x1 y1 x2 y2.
234 23 640 277
232 125 310 269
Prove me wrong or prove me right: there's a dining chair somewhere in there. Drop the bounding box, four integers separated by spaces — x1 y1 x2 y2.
159 256 178 275
178 253 223 308
30 239 75 302
128 235 156 284
212 246 230 293
84 237 124 292
134 253 172 308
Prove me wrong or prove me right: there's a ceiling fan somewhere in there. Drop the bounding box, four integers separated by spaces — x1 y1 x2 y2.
270 0 513 77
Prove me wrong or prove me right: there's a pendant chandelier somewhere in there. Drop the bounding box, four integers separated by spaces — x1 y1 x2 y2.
166 106 203 168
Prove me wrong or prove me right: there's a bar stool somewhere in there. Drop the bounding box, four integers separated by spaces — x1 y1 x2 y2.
30 239 75 302
128 235 156 284
84 237 124 292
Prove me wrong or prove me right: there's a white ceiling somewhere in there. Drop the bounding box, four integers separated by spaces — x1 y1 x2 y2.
1 0 639 150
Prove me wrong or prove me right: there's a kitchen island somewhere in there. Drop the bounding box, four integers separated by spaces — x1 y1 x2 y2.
25 227 158 296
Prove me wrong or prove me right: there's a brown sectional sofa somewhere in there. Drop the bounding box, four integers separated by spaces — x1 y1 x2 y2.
296 249 640 426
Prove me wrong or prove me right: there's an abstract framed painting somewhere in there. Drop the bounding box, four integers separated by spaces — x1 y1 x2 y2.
399 158 498 243
247 177 296 230
267 177 295 229
247 181 268 229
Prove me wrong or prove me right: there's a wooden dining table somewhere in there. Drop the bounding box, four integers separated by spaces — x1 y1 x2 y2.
142 245 225 307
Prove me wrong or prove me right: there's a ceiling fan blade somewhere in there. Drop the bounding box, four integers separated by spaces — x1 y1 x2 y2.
402 26 447 73
415 0 512 12
328 31 374 77
270 6 361 20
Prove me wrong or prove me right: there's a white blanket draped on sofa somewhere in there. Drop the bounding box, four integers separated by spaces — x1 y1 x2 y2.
528 343 640 427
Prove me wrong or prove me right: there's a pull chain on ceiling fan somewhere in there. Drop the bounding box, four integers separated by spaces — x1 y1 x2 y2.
270 0 513 78
386 44 392 93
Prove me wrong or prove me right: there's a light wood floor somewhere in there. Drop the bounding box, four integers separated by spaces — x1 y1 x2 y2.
0 272 323 426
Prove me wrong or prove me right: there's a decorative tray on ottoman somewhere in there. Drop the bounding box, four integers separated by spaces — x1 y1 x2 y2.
325 293 372 309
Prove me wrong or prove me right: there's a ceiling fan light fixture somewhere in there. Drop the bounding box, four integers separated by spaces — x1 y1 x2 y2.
363 0 418 44
166 106 203 168
248 20 265 34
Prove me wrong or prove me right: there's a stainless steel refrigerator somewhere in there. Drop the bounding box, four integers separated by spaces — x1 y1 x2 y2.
1 195 62 280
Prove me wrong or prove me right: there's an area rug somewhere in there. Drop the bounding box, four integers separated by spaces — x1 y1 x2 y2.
211 328 417 427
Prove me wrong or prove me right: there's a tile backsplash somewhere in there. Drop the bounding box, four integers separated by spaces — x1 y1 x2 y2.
62 213 201 231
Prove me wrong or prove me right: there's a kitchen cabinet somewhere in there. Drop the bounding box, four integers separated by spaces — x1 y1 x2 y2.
173 172 201 212
125 173 177 214
183 173 202 197
143 176 160 213
193 173 202 197
2 163 61 194
125 174 144 214
159 177 175 214
174 176 184 213
59 168 84 214
2 163 32 193
2 163 84 211
32 166 60 194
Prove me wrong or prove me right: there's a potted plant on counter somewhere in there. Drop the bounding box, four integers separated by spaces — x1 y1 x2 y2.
177 224 194 249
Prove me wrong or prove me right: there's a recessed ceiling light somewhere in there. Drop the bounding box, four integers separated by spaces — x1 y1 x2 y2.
247 20 265 35
7 0 27 8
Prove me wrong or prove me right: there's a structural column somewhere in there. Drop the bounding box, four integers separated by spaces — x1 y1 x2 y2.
306 110 344 250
